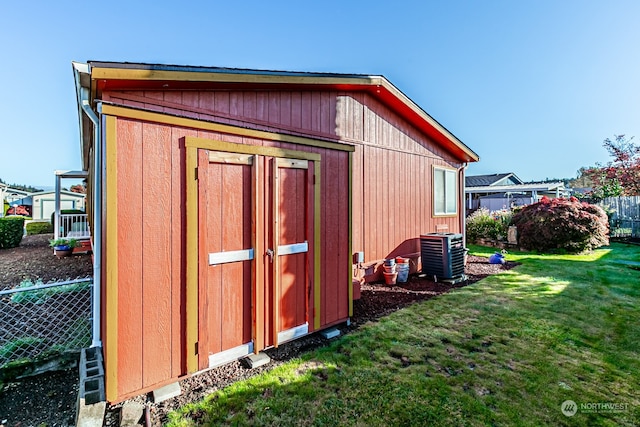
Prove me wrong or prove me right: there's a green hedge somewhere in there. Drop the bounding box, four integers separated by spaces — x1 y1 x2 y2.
0 216 25 249
26 221 53 235
466 208 512 242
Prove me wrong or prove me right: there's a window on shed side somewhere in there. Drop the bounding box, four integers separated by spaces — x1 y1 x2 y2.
433 167 457 216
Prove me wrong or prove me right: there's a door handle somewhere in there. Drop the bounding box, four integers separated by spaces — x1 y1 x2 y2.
266 248 274 263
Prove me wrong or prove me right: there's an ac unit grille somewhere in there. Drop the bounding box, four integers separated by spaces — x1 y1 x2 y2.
420 233 465 279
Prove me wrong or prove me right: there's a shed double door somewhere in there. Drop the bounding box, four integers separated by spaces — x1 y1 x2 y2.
197 150 313 370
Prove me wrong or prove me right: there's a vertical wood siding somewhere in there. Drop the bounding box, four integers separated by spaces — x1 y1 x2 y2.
102 83 465 400
277 167 307 331
107 115 349 400
106 88 460 262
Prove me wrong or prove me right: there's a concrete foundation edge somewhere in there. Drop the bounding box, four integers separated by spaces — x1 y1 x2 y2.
75 347 106 426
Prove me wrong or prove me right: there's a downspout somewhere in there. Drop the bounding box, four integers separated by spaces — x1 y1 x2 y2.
459 163 468 245
80 87 103 349
54 174 61 240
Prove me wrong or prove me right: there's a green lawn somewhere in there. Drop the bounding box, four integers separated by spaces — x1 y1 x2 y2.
168 243 640 426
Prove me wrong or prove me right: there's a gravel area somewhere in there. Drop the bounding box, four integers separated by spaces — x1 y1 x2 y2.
0 234 517 426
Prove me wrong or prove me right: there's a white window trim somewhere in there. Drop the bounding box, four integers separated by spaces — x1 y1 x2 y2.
433 166 458 217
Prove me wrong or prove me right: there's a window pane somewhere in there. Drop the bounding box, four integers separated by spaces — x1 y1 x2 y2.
434 169 445 214
433 167 457 215
445 170 457 214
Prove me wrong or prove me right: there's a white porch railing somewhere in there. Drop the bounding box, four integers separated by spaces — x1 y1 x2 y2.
55 213 91 240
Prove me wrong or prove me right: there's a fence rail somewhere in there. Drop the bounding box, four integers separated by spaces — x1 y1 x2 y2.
610 219 640 239
0 277 93 370
55 213 90 240
599 196 640 239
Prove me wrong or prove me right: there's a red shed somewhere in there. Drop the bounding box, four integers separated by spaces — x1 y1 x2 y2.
73 61 479 402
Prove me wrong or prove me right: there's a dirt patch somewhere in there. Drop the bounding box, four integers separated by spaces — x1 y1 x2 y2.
0 234 516 426
0 234 93 290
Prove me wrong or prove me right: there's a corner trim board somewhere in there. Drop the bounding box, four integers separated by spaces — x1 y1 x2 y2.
104 115 118 401
185 145 199 373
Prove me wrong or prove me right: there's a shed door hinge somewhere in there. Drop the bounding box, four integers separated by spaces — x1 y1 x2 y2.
195 167 199 180
194 341 199 355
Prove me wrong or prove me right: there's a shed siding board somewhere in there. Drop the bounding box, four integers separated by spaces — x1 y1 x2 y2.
141 122 173 386
116 119 144 396
170 126 189 378
351 144 364 256
277 167 306 330
323 150 339 324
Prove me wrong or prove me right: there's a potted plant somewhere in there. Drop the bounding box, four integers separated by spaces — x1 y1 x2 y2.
49 237 78 258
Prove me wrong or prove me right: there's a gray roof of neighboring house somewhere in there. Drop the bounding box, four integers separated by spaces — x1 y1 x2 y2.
465 182 567 194
466 173 519 187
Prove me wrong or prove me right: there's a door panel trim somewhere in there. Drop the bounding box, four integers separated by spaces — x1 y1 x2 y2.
278 159 308 169
208 151 254 165
277 241 308 256
208 249 255 265
186 136 322 161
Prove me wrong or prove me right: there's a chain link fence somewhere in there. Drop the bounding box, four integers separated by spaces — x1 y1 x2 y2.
0 277 93 371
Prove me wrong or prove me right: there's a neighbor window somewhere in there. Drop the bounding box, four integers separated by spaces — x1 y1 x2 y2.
433 166 457 216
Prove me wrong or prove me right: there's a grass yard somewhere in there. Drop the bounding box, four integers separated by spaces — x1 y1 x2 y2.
168 243 640 426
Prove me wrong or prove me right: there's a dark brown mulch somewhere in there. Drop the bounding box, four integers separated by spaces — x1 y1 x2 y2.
0 234 93 290
0 235 517 426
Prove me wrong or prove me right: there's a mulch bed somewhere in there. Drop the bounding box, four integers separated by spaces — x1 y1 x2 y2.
0 234 517 426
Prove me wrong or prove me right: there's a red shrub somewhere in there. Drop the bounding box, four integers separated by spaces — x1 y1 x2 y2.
511 197 609 253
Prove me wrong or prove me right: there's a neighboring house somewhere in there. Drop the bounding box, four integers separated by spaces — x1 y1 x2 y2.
3 190 85 220
465 173 568 213
2 186 32 216
21 190 86 221
73 61 479 402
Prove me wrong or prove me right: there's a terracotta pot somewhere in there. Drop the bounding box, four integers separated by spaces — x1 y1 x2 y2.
383 271 398 285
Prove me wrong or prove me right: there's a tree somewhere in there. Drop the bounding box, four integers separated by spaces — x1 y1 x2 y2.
512 196 609 253
581 134 640 198
69 184 86 194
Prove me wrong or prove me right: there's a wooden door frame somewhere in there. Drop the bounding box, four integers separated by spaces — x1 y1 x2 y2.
185 136 321 373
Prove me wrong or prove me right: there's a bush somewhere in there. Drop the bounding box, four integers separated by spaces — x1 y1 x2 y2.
511 196 609 253
0 216 25 249
466 208 512 242
10 279 91 304
26 221 53 235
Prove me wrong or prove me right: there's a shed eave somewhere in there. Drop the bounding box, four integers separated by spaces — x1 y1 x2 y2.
72 61 93 171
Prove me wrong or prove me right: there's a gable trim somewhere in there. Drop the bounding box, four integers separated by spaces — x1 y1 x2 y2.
99 104 355 153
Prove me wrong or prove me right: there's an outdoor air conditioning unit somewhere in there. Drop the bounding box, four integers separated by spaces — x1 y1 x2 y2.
420 233 465 281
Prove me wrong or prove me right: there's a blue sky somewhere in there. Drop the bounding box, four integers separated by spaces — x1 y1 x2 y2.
1 1 638 187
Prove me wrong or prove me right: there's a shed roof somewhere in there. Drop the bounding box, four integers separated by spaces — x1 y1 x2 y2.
73 61 479 167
